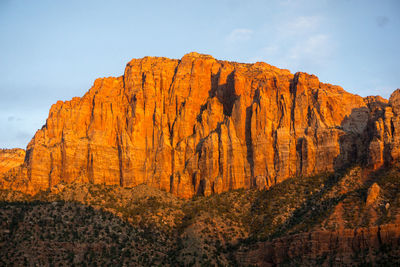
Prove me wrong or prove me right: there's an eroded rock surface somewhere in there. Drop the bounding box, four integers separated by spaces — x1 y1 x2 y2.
366 182 382 206
1 53 399 197
236 224 400 266
0 149 25 174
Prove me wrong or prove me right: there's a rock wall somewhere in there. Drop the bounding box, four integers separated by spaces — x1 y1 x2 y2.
0 149 25 174
236 224 400 266
1 53 399 197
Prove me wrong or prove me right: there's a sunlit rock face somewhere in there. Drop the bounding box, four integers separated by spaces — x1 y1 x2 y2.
0 149 25 174
1 53 399 198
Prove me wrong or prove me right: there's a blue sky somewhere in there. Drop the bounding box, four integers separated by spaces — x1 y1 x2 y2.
0 0 399 148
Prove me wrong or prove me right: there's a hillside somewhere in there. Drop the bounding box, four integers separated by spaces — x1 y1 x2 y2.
1 164 400 266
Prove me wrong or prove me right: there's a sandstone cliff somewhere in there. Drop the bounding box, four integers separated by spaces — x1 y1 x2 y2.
1 53 399 198
237 224 400 266
0 149 25 174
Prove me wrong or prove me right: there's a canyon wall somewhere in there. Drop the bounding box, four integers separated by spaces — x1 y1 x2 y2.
1 53 400 198
236 224 400 266
0 149 25 174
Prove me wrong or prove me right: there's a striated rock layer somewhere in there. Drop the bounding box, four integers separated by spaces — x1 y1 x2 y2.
0 149 25 174
236 224 400 266
1 53 399 198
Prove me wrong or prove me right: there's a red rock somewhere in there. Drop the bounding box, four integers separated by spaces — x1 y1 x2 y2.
1 53 399 198
0 149 25 174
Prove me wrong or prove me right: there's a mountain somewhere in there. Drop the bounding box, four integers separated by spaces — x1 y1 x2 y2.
1 53 400 266
1 52 399 198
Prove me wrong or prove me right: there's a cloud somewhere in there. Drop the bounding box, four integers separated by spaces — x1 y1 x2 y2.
248 15 335 72
7 116 22 122
287 34 333 61
376 16 390 28
278 15 322 36
226 28 254 43
255 34 335 71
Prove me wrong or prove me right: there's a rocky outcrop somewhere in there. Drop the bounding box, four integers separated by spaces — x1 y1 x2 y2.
236 224 400 266
0 149 25 174
366 89 400 169
366 182 382 206
1 53 399 197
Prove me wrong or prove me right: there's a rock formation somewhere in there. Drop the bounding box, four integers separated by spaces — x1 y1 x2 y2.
1 53 399 198
0 149 25 174
366 182 382 206
236 224 400 266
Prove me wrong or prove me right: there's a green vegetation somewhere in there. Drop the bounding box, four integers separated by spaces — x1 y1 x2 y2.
0 164 399 265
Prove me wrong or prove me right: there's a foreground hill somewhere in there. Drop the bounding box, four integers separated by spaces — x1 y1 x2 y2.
1 165 400 266
1 53 400 198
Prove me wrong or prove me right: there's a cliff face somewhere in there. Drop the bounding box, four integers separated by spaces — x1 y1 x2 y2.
237 224 400 266
1 53 399 197
0 149 25 174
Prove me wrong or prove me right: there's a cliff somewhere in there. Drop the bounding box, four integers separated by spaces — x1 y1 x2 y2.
1 52 399 198
236 224 400 266
0 149 25 174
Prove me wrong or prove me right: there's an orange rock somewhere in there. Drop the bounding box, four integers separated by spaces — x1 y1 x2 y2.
0 149 25 174
1 53 399 198
366 183 381 206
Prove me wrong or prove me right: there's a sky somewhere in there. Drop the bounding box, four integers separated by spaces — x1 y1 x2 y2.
0 0 399 149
